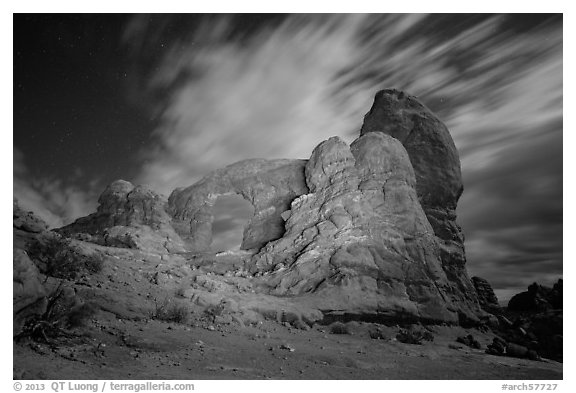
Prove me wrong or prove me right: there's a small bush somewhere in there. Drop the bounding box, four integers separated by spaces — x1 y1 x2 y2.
16 284 98 342
329 321 352 335
67 302 99 328
152 298 189 324
369 328 387 340
82 255 105 274
28 236 104 279
396 328 434 345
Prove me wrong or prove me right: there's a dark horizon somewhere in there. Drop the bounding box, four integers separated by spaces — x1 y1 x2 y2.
13 14 563 302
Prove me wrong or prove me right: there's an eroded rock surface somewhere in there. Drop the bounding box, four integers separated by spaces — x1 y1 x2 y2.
13 248 47 336
472 276 501 314
57 180 188 254
14 199 48 234
360 89 474 306
168 159 308 251
247 133 481 324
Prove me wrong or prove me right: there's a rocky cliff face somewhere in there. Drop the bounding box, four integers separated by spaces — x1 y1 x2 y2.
472 276 501 314
360 89 474 304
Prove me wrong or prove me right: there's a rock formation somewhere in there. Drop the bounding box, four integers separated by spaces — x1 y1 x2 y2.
472 276 501 314
57 180 188 254
14 199 48 234
13 248 47 336
13 202 49 335
168 159 308 251
360 89 472 301
245 133 480 324
508 280 563 312
47 89 486 326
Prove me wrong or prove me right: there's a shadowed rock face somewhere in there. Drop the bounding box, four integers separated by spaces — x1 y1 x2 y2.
360 89 474 305
168 159 308 251
472 276 501 314
57 180 188 254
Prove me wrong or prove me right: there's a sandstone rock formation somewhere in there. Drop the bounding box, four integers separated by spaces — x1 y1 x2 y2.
508 280 563 312
245 133 480 324
48 89 486 326
168 159 308 251
58 180 188 254
13 248 47 336
360 89 475 305
13 202 49 335
14 199 48 234
472 276 501 314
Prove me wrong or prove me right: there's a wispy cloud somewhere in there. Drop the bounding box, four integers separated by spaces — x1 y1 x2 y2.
13 147 99 229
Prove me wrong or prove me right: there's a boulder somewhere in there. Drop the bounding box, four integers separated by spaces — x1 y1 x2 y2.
13 199 48 233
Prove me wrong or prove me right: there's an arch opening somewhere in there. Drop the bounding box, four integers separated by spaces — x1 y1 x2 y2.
210 194 254 252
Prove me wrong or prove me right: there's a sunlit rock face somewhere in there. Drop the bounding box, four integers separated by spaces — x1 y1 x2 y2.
361 89 476 310
57 180 188 254
168 159 308 251
250 133 481 324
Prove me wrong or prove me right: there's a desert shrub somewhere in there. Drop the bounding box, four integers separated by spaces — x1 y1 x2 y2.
369 328 387 340
16 284 98 342
152 298 189 324
329 321 352 335
396 328 434 345
28 236 104 279
82 254 104 274
67 302 99 328
203 303 225 321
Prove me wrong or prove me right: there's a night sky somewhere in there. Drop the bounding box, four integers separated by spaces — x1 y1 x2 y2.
13 14 563 301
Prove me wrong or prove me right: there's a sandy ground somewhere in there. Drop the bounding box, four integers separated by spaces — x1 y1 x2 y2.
13 239 563 380
14 314 562 380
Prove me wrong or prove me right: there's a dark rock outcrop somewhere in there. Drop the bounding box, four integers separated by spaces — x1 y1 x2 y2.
57 180 188 254
508 280 562 312
489 280 564 362
168 159 308 251
360 89 473 303
472 276 501 314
